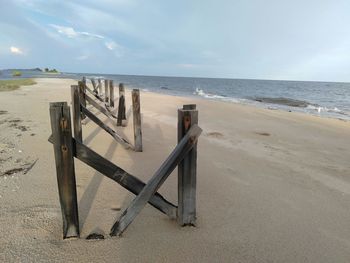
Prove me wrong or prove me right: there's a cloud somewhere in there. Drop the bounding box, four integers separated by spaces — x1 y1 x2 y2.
10 46 24 55
104 41 124 57
105 41 118 50
50 24 104 39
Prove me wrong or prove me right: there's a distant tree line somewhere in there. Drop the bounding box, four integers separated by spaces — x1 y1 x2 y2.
44 68 59 73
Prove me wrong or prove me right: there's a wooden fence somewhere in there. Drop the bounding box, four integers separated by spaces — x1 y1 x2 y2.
72 78 142 151
48 78 201 239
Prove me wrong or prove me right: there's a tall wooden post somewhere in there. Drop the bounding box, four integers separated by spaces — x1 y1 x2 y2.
132 89 142 152
78 81 86 120
49 102 79 238
104 79 109 102
117 83 126 126
71 85 82 142
98 79 102 95
91 79 97 94
109 80 114 107
177 104 198 226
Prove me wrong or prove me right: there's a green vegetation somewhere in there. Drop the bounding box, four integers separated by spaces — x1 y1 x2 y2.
12 71 22 77
44 68 59 73
0 79 36 92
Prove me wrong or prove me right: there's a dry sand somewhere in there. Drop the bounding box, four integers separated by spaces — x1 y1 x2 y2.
1 78 350 262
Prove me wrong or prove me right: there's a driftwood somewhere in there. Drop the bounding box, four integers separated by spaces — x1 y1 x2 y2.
110 124 202 236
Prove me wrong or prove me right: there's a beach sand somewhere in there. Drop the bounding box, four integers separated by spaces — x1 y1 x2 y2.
1 78 350 262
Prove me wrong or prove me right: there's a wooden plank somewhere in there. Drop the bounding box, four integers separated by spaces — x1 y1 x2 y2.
71 85 82 142
49 102 79 239
85 93 118 121
177 105 198 226
81 105 134 150
109 80 114 107
47 135 177 218
78 81 86 120
104 79 109 103
132 89 142 152
110 124 202 236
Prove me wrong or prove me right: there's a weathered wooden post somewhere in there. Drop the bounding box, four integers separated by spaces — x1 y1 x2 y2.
98 79 102 95
104 79 109 103
49 102 79 238
117 83 126 126
177 104 198 226
78 81 86 120
91 78 97 94
71 85 82 142
132 89 142 152
109 80 114 107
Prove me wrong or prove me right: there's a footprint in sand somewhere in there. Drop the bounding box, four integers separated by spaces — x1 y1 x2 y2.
205 131 224 139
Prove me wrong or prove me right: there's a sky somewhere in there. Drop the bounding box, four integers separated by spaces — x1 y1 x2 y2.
1 0 350 82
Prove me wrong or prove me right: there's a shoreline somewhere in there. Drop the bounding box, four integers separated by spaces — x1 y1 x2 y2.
137 84 350 124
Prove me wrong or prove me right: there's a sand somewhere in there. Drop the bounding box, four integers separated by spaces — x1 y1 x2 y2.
1 78 350 262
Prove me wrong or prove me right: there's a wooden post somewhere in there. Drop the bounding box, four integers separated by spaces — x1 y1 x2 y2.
98 79 102 95
104 79 109 103
117 83 126 126
109 80 114 107
132 89 142 152
120 83 126 119
71 85 82 142
78 81 86 120
91 79 97 94
49 102 79 238
177 104 198 226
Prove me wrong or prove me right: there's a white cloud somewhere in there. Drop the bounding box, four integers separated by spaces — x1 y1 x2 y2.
105 41 118 50
104 41 124 57
10 46 24 55
50 24 104 39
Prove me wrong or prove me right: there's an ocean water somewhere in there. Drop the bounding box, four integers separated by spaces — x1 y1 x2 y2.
1 69 350 120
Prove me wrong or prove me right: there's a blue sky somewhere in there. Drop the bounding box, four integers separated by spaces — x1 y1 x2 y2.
1 0 350 81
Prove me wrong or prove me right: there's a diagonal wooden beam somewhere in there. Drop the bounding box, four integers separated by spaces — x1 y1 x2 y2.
48 135 177 218
85 93 118 120
110 124 202 236
81 105 134 150
85 84 104 103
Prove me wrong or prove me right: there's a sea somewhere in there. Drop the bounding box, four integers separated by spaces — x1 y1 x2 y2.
1 69 350 120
